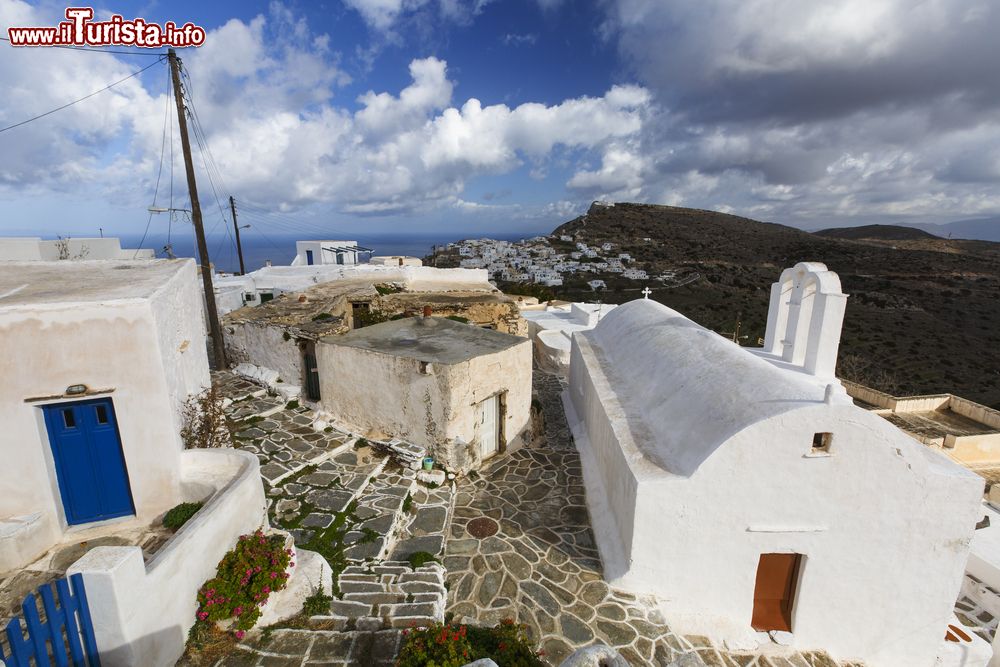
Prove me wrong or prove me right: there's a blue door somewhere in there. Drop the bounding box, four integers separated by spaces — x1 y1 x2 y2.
306 250 314 265
43 398 135 525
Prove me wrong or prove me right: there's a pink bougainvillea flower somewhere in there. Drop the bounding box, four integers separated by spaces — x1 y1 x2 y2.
235 630 245 640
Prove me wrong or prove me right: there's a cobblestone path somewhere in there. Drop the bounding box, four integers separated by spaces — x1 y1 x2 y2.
192 371 853 667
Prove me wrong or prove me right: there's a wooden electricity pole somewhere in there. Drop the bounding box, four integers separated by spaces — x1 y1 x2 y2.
168 49 227 368
230 195 246 275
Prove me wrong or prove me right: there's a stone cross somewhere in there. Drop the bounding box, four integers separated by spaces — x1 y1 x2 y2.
642 287 652 299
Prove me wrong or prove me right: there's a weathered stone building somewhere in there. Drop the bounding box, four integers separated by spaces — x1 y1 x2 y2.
315 315 532 472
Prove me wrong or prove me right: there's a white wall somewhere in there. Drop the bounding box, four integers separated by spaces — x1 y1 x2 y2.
0 238 154 261
68 448 268 667
567 300 984 667
293 241 358 266
0 260 209 572
225 320 303 388
315 336 532 470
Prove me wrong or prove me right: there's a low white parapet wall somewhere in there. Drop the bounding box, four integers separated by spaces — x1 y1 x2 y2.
68 448 268 667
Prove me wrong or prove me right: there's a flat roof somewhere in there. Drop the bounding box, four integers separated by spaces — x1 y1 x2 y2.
0 260 189 308
322 316 525 364
883 410 1000 439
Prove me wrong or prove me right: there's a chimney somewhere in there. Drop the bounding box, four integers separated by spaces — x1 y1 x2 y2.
265 259 272 267
398 257 404 266
423 305 432 318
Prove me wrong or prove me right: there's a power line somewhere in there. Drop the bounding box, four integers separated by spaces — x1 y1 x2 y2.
0 57 164 133
134 65 173 258
0 35 166 56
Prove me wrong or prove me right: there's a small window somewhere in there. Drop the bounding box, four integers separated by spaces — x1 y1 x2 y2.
62 409 76 429
812 432 832 453
95 404 109 424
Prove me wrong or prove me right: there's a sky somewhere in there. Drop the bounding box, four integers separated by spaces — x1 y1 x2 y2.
2 0 1000 253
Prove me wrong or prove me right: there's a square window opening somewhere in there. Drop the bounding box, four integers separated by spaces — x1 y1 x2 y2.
62 409 76 429
812 432 832 453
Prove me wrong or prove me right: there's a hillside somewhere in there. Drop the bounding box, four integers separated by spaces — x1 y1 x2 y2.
814 224 940 240
543 204 1000 407
904 216 1000 242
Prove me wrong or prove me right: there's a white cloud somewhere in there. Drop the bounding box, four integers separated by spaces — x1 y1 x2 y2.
343 0 494 32
591 0 1000 224
0 3 651 220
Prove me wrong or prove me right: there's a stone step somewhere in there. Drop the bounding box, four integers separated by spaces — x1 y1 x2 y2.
240 628 403 667
321 562 447 630
341 469 418 562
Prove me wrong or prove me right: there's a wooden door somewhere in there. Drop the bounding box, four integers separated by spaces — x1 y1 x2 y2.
752 553 801 632
477 395 500 460
43 398 135 525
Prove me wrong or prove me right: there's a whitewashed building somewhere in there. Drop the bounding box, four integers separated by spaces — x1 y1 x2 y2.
0 259 280 666
291 240 361 266
521 302 616 374
0 260 213 572
566 263 984 667
316 314 532 472
0 236 154 261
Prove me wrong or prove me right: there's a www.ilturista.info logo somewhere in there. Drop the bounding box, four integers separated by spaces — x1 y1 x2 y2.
7 7 206 48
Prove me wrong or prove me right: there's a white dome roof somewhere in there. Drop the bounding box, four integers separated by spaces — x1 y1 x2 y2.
582 299 840 477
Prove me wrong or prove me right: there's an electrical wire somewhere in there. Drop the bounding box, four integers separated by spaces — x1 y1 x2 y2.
133 65 172 258
0 35 167 55
179 61 239 270
0 57 164 133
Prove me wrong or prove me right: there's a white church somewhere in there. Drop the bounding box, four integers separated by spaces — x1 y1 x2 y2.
566 262 984 667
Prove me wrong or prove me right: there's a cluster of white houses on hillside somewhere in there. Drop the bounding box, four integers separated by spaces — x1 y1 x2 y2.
1 237 998 667
449 237 651 286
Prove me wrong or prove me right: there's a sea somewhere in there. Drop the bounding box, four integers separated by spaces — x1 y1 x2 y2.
116 231 529 274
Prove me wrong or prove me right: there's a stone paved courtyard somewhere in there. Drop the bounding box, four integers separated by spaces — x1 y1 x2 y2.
195 370 856 667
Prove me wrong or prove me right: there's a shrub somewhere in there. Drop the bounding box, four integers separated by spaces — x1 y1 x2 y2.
407 551 437 569
302 585 332 616
396 620 544 667
163 502 203 531
285 400 300 410
180 386 229 449
193 530 293 638
354 306 393 328
445 315 469 324
402 492 413 513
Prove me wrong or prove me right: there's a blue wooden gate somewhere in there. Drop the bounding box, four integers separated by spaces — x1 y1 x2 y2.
0 573 100 666
43 398 135 525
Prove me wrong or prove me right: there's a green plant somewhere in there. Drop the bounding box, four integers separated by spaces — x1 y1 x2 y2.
163 502 203 531
354 306 393 328
302 585 333 616
357 526 380 545
311 312 335 321
402 492 413 513
407 551 438 569
193 530 293 639
445 315 469 324
282 331 291 341
285 400 300 410
180 386 229 449
354 438 368 449
396 620 544 667
374 283 403 295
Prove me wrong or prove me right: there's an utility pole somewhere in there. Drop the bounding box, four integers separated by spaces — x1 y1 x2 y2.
168 49 227 368
230 195 246 275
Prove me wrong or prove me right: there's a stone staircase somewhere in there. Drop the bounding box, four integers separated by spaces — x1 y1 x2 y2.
215 370 455 640
315 561 447 630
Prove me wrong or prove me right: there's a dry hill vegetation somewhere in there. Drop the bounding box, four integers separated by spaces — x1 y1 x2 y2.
436 203 1000 408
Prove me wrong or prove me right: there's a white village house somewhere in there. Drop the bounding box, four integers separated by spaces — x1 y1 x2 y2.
316 312 533 472
0 260 275 666
566 262 984 667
